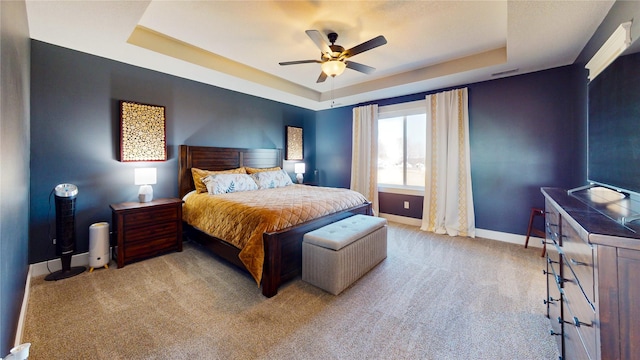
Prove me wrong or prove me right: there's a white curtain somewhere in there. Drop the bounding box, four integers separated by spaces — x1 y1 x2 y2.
351 104 379 215
421 88 475 237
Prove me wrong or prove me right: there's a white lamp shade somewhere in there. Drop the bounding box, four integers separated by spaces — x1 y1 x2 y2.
134 168 157 185
294 163 306 174
321 60 346 77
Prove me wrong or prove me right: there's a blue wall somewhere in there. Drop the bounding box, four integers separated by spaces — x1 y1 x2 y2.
0 0 30 355
30 41 315 264
315 65 587 235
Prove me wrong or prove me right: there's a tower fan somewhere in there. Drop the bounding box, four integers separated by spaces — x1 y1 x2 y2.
45 183 85 281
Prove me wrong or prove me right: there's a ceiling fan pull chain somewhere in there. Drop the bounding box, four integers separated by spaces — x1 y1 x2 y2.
331 77 335 108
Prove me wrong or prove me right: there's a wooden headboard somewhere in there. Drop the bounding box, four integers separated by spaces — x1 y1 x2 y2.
178 145 283 198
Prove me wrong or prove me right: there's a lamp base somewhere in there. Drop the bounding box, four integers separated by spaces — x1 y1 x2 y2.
296 173 304 184
138 185 153 203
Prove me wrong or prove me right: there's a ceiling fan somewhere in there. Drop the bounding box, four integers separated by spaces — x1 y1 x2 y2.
279 30 387 83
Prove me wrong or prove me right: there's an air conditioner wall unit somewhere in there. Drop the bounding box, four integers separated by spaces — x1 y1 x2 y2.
586 21 632 81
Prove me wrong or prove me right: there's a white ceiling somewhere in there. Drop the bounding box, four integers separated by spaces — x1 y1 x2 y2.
25 0 615 111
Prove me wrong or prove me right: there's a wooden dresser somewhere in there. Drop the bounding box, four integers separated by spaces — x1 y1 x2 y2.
110 198 183 268
542 187 640 360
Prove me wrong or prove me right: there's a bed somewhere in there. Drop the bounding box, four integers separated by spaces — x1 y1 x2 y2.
178 145 373 297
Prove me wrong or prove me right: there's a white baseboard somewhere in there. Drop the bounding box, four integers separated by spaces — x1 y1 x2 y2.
30 252 91 278
380 213 544 248
379 213 422 226
475 228 544 248
13 265 32 348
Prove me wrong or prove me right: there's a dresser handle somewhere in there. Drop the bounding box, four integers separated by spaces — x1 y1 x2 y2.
555 275 570 285
569 258 588 266
547 258 559 265
573 316 592 328
549 329 561 336
544 297 559 305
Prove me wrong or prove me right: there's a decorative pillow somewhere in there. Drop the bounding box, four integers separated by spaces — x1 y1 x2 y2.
250 169 293 189
192 167 246 193
245 166 281 174
203 173 258 195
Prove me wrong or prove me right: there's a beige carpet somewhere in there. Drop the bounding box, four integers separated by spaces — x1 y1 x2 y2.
23 222 559 359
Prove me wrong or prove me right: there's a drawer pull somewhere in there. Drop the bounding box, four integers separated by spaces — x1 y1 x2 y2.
543 269 557 277
549 329 561 336
547 258 559 265
555 274 570 285
569 258 588 267
573 316 592 328
543 297 559 305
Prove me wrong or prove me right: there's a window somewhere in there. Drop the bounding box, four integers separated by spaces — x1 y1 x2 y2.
378 100 426 190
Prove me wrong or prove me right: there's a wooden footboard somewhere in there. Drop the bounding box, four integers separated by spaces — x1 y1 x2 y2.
261 201 372 297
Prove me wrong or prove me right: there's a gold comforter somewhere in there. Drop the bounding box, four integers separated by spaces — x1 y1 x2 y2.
183 184 369 285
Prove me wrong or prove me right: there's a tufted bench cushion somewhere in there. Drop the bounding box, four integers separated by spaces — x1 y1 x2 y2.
302 215 387 295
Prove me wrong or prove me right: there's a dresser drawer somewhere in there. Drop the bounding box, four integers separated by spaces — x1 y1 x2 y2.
545 200 560 240
562 220 595 303
563 316 592 360
563 294 597 360
124 232 179 261
548 277 563 348
123 221 178 245
124 206 178 229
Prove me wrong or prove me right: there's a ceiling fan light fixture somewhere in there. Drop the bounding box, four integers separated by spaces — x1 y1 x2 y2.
321 60 346 77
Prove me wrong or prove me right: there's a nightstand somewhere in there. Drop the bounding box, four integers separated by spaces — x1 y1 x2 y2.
110 198 183 268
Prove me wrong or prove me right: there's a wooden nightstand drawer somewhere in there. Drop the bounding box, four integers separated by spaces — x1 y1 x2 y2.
124 207 178 229
110 198 183 268
124 232 179 260
124 222 178 245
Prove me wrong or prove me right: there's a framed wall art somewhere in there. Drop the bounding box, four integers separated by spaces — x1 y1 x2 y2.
285 126 303 160
119 101 167 162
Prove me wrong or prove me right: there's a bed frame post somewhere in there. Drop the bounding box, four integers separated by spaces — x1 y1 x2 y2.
262 234 281 298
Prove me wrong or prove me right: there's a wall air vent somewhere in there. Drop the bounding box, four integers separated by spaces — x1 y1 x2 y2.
586 21 632 81
491 68 519 77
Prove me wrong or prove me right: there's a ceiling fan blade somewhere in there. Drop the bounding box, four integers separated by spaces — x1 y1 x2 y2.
345 61 376 74
279 60 322 66
306 30 332 56
343 35 387 58
316 72 328 83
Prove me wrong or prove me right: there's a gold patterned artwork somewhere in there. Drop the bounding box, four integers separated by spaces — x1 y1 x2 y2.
286 126 303 160
120 101 167 162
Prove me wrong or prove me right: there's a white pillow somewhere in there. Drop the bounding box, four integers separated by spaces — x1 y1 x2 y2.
203 173 258 195
250 169 293 189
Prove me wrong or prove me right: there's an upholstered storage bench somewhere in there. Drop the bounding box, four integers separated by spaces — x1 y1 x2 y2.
302 214 387 295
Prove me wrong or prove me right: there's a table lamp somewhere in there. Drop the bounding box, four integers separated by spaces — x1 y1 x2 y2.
135 167 156 202
294 163 305 184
